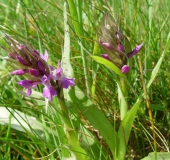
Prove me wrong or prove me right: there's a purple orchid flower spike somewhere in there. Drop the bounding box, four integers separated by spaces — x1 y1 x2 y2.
7 37 76 102
98 13 143 74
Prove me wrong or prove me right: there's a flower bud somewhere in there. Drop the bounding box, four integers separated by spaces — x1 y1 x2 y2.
121 65 130 73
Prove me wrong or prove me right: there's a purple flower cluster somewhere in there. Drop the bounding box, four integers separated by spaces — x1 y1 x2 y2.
98 14 143 73
8 39 75 101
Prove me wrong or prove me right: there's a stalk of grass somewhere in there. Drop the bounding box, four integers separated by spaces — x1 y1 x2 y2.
56 3 87 159
138 54 157 155
146 0 153 83
67 0 90 95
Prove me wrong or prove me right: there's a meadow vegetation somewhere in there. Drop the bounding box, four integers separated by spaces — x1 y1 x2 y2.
0 0 170 159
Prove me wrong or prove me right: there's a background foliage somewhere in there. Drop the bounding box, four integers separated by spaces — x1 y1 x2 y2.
0 0 170 159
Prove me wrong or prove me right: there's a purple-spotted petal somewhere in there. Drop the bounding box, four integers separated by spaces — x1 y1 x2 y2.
43 85 57 101
101 54 111 61
121 65 130 73
61 77 75 89
41 75 49 83
17 80 40 88
12 69 29 75
128 43 143 58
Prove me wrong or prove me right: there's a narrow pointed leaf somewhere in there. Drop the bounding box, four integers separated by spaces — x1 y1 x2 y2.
141 152 170 160
117 98 142 159
91 56 126 78
147 32 170 89
72 86 118 157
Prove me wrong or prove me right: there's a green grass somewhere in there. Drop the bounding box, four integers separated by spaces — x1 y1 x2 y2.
0 0 170 159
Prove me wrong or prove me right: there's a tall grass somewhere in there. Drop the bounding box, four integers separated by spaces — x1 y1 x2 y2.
0 0 170 159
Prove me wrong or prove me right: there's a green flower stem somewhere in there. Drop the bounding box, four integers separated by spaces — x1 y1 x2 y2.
58 97 78 145
119 77 128 120
58 96 87 160
117 77 128 159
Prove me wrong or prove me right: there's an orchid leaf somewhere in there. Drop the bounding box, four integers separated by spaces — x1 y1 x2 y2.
117 98 142 159
71 86 118 158
141 152 170 160
0 107 45 139
147 31 170 89
91 56 126 78
117 82 127 120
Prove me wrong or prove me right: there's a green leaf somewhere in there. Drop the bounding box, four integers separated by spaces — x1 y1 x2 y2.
91 56 126 78
117 98 142 160
150 104 166 111
62 1 74 97
67 0 82 36
0 107 45 139
62 4 87 159
72 86 118 158
117 83 127 120
147 31 170 89
141 152 170 160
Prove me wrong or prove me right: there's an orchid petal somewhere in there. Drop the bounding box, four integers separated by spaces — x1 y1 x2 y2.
38 59 45 74
128 43 143 58
43 50 48 61
41 75 49 83
26 88 32 96
8 53 17 59
43 86 57 101
17 56 30 66
17 80 40 88
12 69 28 75
101 42 113 50
17 80 34 88
62 77 75 89
101 54 111 61
29 69 41 76
56 68 63 79
117 44 125 53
